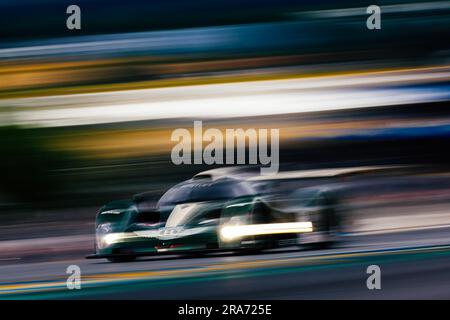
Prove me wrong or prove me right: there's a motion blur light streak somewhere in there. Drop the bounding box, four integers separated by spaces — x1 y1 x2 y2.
298 1 450 18
3 67 450 127
220 222 313 241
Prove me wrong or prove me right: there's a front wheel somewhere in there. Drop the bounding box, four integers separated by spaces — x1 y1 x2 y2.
107 255 136 263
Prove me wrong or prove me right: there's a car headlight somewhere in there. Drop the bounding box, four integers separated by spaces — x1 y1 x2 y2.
96 223 113 249
220 222 313 242
97 232 133 249
219 215 247 242
97 223 112 234
219 225 241 242
102 233 128 245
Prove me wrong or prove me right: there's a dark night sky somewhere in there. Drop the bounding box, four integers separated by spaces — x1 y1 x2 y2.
0 0 377 41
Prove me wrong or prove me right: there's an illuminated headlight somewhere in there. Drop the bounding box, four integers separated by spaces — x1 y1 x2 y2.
220 222 313 242
220 225 241 241
96 223 113 249
102 232 129 245
96 222 134 248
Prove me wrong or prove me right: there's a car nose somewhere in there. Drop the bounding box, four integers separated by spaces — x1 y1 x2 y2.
159 227 182 237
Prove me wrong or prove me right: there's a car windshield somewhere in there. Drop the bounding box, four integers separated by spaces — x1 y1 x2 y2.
165 203 201 227
158 179 255 208
165 204 222 228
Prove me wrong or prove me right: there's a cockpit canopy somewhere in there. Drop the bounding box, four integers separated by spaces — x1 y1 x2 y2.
157 177 256 208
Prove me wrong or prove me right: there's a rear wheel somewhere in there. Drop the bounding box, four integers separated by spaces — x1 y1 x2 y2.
303 238 334 250
299 208 340 250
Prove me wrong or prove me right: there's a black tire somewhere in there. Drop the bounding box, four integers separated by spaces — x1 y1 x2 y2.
300 203 340 250
182 252 206 258
107 255 136 263
235 247 263 255
303 240 334 250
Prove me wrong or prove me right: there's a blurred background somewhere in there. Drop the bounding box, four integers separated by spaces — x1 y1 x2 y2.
1 0 450 297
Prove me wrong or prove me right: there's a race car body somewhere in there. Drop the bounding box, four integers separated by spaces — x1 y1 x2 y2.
87 168 349 262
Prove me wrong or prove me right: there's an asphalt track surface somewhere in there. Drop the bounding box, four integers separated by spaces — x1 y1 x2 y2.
2 227 450 299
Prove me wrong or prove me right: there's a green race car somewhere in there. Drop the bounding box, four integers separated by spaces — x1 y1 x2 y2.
87 170 341 262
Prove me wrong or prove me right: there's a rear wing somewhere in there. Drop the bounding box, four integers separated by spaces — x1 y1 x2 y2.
247 165 410 182
192 165 412 183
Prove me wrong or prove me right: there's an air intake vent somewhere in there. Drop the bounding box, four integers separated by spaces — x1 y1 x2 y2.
192 174 212 180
